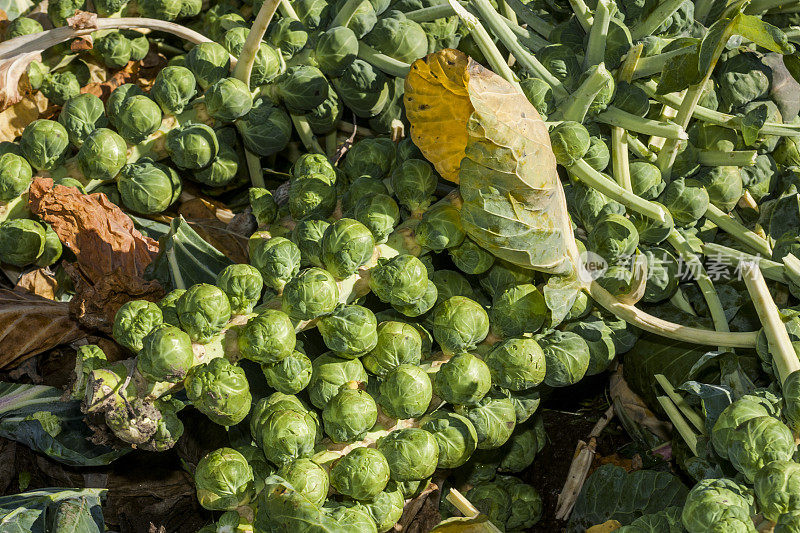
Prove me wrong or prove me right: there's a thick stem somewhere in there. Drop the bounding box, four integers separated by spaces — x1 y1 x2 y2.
329 0 364 28
583 0 611 70
626 134 657 162
630 0 687 40
701 242 786 283
245 151 265 188
704 203 772 257
631 47 694 80
551 63 611 122
595 107 688 140
357 43 411 77
697 150 757 167
746 0 800 12
568 0 593 32
290 114 325 155
611 127 632 191
232 0 280 83
655 374 706 433
657 395 699 455
498 0 555 38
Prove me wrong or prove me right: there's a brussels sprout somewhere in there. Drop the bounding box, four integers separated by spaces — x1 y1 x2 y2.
464 482 511 526
112 299 163 353
237 98 291 156
326 503 378 532
571 181 626 233
185 357 251 426
20 119 69 171
363 10 426 63
330 447 390 500
641 247 679 303
135 324 193 383
420 411 477 469
377 428 439 482
268 18 308 59
341 178 388 214
415 204 466 252
432 271 474 306
741 154 776 203
114 95 162 144
291 153 336 183
0 219 44 267
342 138 396 180
537 330 590 387
0 153 32 202
138 0 182 20
193 143 239 187
249 392 309 444
433 296 489 353
369 254 429 307
271 65 329 114
292 218 329 267
318 304 378 358
448 238 494 276
484 338 546 391
359 487 404 533
249 188 277 226
238 309 296 365
40 71 81 107
378 364 432 420
391 159 437 214
693 165 743 213
248 236 301 292
186 42 231 90
717 52 771 110
95 32 132 69
563 317 616 376
754 460 800 521
205 77 252 122
195 447 254 510
433 352 491 406
711 395 777 460
215 264 263 315
455 394 517 450
613 81 650 117
5 17 43 39
208 10 247 43
353 194 399 244
538 43 581 89
728 416 795 482
117 158 181 214
157 289 184 327
315 26 358 76
176 283 231 343
35 224 62 267
308 353 368 409
319 218 375 278
393 279 437 317
289 174 337 220
166 122 218 170
76 128 126 181
550 121 590 167
499 420 545 473
307 90 344 135
106 84 145 123
520 76 554 119
584 136 610 172
630 161 665 200
276 458 329 506
226 33 283 88
333 59 390 118
123 30 149 60
47 0 84 26
659 177 709 227
362 321 422 377
323 384 378 442
58 93 108 147
588 213 639 264
282 267 339 320
490 283 547 339
262 350 312 394
681 477 755 533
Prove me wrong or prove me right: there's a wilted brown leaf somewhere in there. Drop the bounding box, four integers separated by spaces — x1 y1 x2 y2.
70 35 93 52
178 196 235 224
176 197 248 263
15 268 58 299
0 288 86 370
609 365 671 441
0 77 47 140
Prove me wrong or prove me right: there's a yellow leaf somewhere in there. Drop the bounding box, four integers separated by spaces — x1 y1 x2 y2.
587 520 623 532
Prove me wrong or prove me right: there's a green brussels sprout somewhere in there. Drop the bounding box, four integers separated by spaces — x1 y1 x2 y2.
185 42 231 91
106 84 145 124
193 143 239 187
117 158 181 214
321 218 376 278
717 52 771 110
563 317 616 376
489 283 546 339
520 76 554 119
249 392 310 445
20 119 69 171
207 10 247 43
333 59 390 118
40 71 81 106
76 128 126 181
307 90 343 135
377 428 439 482
323 384 378 442
262 350 312 394
353 194 399 244
258 407 317 465
741 154 776 203
330 447 390 500
420 411 477 469
113 95 162 144
238 309 296 364
237 98 292 157
538 330 590 387
185 357 251 426
0 153 32 202
342 138 396 180
588 213 639 264
0 219 44 267
292 218 329 267
176 283 231 343
136 324 193 383
215 264 263 315
293 0 329 28
123 30 149 61
613 81 650 117
143 398 185 452
48 0 85 27
249 188 277 226
362 321 422 377
433 352 491 406
630 161 664 200
711 395 777 460
222 29 283 88
276 458 329 506
95 32 132 69
5 17 43 39
392 478 430 500
292 152 336 183
315 26 358 76
629 208 672 245
415 204 466 252
484 338 546 391
538 43 581 90
499 419 545 473
776 511 800 533
363 10 427 63
138 0 182 20
308 353 368 409
282 267 339 320
272 65 329 114
754 460 800 521
360 487 404 533
325 503 378 532
505 480 543 529
641 247 679 303
391 158 437 214
784 370 800 432
659 177 710 227
195 448 254 510
550 121 590 167
449 238 494 275
455 394 517 450
378 364 432 420
392 278 438 317
35 224 62 267
58 93 108 147
584 136 610 172
112 299 162 352
464 482 512 526
342 177 389 213
205 77 252 122
728 416 795 482
577 65 615 116
166 122 218 170
369 254 429 307
267 17 309 59
318 304 378 358
157 289 184 327
433 270 475 304
288 174 337 220
248 236 301 292
433 296 489 353
693 165 743 213
571 181 626 232
681 478 755 533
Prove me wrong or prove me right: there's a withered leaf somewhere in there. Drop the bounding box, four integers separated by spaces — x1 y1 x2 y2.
15 268 59 300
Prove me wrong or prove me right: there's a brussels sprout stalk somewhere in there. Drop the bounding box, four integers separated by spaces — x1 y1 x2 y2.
495 0 555 38
594 107 688 140
629 0 688 40
550 63 611 123
357 43 411 78
697 150 758 167
703 204 772 257
609 47 641 192
630 47 694 80
702 242 787 283
567 0 592 32
582 0 610 70
656 394 699 455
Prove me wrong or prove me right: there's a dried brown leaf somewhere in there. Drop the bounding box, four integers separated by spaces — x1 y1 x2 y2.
609 365 672 441
0 288 86 370
14 268 58 299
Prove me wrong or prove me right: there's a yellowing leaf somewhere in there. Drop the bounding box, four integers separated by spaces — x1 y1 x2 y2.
587 520 623 532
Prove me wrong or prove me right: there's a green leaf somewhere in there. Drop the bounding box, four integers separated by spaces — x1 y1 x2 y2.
741 103 769 146
698 17 735 75
784 55 800 85
542 273 581 328
616 507 684 533
0 489 106 533
0 0 35 20
0 383 129 467
733 13 795 55
656 46 701 95
679 381 734 433
567 465 688 532
144 215 233 291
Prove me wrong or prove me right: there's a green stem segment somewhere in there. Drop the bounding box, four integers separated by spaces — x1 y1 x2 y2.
290 114 325 155
551 63 611 122
697 150 757 167
630 0 688 40
657 395 699 455
704 203 772 257
655 374 706 433
357 43 411 77
498 0 555 38
568 0 593 32
702 242 787 283
595 107 688 140
583 0 611 69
